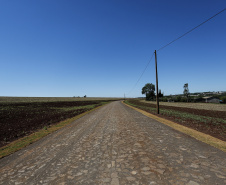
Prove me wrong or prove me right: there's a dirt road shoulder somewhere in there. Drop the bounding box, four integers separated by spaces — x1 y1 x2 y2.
123 101 226 152
0 103 109 159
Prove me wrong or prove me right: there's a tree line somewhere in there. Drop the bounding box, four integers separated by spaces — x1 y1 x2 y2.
142 83 226 103
142 83 189 102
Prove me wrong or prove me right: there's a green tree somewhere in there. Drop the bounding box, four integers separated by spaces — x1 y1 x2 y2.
176 95 182 102
183 83 190 102
142 83 155 101
220 96 226 103
162 97 168 102
158 89 164 97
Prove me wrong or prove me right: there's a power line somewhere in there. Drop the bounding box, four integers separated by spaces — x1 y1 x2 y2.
127 52 155 95
126 8 225 96
157 8 226 52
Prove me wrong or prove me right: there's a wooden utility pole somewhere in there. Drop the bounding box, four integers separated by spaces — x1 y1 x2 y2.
155 50 159 114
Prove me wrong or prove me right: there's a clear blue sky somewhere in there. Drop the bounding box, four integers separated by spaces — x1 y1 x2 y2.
1 0 225 97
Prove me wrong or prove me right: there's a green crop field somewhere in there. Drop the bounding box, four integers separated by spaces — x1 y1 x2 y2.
140 100 226 111
125 99 226 142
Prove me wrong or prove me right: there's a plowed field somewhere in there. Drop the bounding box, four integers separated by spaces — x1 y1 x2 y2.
0 100 110 147
125 100 226 141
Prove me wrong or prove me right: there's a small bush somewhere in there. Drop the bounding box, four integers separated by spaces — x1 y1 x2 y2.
161 97 168 102
220 96 226 103
176 96 182 102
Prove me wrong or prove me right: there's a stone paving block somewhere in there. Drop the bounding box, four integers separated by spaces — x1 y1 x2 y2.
0 101 225 184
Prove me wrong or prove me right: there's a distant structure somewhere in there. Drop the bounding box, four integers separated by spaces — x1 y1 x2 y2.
164 90 225 103
202 97 220 103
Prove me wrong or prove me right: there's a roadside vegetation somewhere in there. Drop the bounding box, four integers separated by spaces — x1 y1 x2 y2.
0 97 116 148
141 82 226 103
124 99 226 141
0 96 120 103
141 100 226 111
0 97 118 158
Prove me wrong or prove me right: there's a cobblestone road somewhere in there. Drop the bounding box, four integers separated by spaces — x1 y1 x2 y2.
0 101 226 184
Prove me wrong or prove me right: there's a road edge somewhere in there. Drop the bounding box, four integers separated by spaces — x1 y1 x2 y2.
0 102 109 159
122 101 226 153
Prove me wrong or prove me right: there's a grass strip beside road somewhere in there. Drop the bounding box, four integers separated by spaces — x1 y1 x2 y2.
140 100 226 111
125 100 226 141
123 101 226 152
127 102 226 125
0 100 112 148
0 102 109 159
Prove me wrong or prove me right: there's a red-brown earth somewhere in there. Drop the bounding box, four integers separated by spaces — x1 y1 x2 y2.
0 101 110 147
126 100 226 141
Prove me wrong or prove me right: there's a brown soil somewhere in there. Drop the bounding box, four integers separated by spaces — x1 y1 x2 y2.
126 100 226 141
0 101 109 147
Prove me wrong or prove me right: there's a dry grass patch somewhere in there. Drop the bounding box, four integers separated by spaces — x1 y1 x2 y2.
0 97 121 103
140 100 226 111
123 101 226 152
0 104 107 159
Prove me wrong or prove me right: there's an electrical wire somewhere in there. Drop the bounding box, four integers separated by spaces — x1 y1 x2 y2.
126 8 225 97
157 8 226 52
126 52 155 96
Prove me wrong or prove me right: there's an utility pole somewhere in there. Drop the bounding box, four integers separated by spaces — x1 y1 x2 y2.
124 93 125 100
155 50 159 114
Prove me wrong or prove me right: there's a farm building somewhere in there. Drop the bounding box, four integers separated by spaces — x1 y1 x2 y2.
202 96 220 103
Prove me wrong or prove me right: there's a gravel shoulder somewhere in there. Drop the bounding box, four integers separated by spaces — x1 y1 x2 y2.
0 101 226 184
